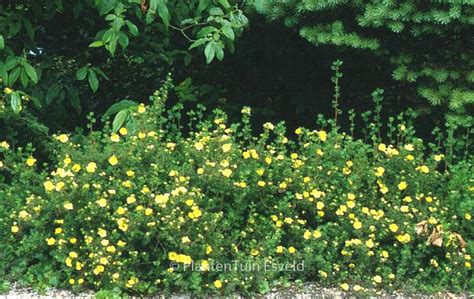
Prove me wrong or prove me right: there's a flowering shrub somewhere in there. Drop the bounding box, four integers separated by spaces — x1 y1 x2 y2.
0 89 473 296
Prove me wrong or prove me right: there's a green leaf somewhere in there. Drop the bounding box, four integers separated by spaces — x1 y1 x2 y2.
88 69 99 92
105 100 139 116
89 41 104 48
76 66 89 80
0 35 4 49
0 63 8 82
217 0 231 9
197 0 211 14
46 84 62 105
189 39 206 50
157 2 170 28
126 21 139 36
10 92 21 113
204 42 216 64
197 26 217 38
112 110 129 132
24 63 38 83
22 18 35 40
8 67 21 86
66 86 81 114
222 25 235 41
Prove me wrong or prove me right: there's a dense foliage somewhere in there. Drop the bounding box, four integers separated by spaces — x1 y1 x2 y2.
0 0 247 128
0 87 472 296
253 0 474 126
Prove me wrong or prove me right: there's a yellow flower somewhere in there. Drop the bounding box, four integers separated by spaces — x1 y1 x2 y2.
389 223 399 232
418 165 429 173
288 246 296 254
353 221 362 230
46 238 56 246
194 142 204 150
56 134 68 143
222 143 232 152
68 251 78 258
213 280 222 289
72 163 81 172
4 87 13 94
373 275 382 283
108 155 119 166
375 166 385 177
313 230 322 239
221 168 232 177
26 156 37 166
340 283 350 291
365 239 375 248
404 144 414 151
465 213 472 220
317 130 327 142
406 154 414 161
11 225 19 233
63 202 74 210
97 198 107 208
110 134 120 142
44 180 55 192
257 180 266 187
137 104 146 113
276 246 284 253
434 154 444 162
397 181 407 191
378 143 387 152
381 250 389 258
206 245 213 254
119 127 128 135
396 233 411 243
303 230 312 240
295 127 302 135
69 279 75 285
86 162 97 173
347 193 356 200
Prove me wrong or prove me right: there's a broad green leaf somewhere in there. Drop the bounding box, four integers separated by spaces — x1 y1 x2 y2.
88 69 99 92
105 100 139 116
8 67 21 86
24 63 38 83
217 0 231 9
126 21 139 36
157 2 170 28
112 109 129 132
11 92 21 113
0 35 4 49
149 0 158 11
197 0 211 14
0 63 8 82
222 25 235 41
215 43 224 61
22 18 35 40
197 26 217 38
204 42 216 64
76 66 88 80
189 39 206 50
66 86 81 114
20 69 29 87
46 84 62 105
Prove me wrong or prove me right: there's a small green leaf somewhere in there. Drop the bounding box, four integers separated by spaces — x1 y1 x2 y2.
89 41 104 48
0 35 4 49
24 63 38 83
88 69 99 92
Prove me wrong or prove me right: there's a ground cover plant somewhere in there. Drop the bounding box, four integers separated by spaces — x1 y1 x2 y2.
0 83 472 296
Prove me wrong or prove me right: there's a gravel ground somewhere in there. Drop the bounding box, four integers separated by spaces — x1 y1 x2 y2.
1 282 472 299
